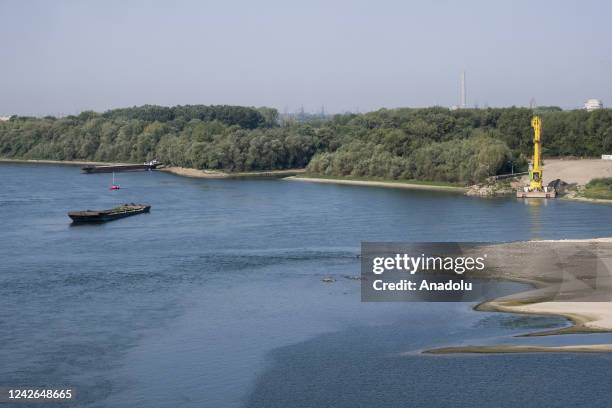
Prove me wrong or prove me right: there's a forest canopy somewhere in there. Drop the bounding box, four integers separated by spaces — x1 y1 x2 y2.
1 104 611 185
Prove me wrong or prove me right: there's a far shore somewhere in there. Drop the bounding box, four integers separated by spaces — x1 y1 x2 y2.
0 158 305 179
2 158 611 204
0 158 463 188
285 175 467 193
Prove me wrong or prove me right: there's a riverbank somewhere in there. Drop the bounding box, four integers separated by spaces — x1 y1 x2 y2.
481 238 612 335
160 166 305 179
425 238 612 354
563 195 612 205
285 175 467 193
424 344 612 354
3 157 611 208
0 158 460 187
7 158 609 205
0 158 306 179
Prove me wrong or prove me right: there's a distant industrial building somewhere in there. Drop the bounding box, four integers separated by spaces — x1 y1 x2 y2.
584 99 603 112
0 115 12 121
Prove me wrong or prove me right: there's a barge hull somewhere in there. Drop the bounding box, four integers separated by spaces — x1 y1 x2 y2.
81 164 160 173
68 204 151 223
516 191 557 198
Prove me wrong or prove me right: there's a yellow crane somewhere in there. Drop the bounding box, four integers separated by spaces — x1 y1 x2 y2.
516 115 556 198
529 116 543 191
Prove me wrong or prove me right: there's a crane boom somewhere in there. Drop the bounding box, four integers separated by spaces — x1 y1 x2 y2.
516 115 556 198
529 116 543 191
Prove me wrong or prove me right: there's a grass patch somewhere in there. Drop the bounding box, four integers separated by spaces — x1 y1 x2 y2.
583 177 612 199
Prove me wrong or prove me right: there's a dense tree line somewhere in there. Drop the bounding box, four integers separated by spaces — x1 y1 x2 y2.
1 104 611 185
307 135 512 184
99 104 274 129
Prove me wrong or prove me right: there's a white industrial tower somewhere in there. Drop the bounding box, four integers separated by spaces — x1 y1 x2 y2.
460 71 466 109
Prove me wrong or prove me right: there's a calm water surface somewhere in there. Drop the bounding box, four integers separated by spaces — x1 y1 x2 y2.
1 163 612 408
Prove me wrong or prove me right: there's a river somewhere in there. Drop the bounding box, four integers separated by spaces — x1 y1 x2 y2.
1 162 612 408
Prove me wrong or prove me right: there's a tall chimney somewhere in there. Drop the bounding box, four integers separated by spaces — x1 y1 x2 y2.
460 71 466 109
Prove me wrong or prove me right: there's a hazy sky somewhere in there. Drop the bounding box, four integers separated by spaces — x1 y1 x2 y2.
1 0 610 115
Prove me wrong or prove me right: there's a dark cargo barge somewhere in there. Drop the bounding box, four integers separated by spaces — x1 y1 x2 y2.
81 160 162 174
68 204 151 223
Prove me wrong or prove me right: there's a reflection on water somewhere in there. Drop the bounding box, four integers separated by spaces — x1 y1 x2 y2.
524 198 548 239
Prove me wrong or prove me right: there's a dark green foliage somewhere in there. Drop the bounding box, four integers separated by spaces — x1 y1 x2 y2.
1 105 611 185
102 104 267 129
307 133 511 184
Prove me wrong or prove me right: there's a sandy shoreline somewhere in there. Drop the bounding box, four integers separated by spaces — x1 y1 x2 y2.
285 175 467 193
478 239 612 333
160 166 305 179
424 239 612 354
424 344 612 354
562 195 612 205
